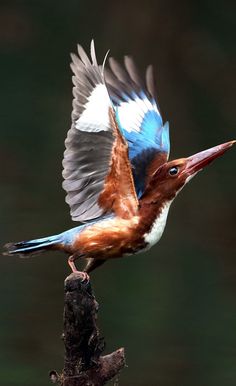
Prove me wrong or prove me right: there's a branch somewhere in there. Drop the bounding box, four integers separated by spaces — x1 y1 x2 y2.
50 273 125 386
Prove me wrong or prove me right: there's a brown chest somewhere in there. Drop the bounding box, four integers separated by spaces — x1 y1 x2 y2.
72 216 145 259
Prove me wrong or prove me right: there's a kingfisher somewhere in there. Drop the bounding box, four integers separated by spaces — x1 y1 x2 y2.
4 41 235 279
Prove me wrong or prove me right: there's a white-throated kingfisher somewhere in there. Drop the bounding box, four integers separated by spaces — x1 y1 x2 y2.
4 41 235 279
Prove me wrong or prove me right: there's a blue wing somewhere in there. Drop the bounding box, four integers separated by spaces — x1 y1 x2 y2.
105 56 170 197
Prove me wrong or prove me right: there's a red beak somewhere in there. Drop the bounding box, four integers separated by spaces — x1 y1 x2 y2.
185 140 236 175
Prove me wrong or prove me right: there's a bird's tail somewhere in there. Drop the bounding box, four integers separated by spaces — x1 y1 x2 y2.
3 234 62 257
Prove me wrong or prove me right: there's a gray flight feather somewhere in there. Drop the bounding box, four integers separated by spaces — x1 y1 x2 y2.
62 41 115 222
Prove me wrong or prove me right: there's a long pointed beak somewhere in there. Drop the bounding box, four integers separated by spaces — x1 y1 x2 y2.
185 140 236 175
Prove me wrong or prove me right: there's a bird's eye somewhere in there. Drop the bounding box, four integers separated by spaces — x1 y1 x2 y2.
168 166 179 176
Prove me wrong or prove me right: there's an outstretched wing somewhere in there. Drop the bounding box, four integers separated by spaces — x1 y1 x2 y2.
62 41 138 222
105 57 170 197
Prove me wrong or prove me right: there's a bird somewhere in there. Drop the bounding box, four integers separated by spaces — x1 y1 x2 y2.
4 40 235 279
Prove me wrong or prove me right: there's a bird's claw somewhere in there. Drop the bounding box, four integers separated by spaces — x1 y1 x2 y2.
79 271 90 282
71 269 90 282
68 257 90 282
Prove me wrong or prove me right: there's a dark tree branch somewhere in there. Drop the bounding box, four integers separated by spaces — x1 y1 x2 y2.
50 273 125 386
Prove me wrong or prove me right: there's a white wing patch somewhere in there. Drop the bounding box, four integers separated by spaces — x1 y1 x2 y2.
116 95 161 133
76 84 112 132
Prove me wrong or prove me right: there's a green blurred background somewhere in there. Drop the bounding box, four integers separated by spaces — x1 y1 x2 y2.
0 1 236 385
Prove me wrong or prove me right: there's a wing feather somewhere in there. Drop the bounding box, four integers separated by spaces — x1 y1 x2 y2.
63 41 138 222
105 56 170 197
90 40 98 66
145 64 156 100
124 56 145 90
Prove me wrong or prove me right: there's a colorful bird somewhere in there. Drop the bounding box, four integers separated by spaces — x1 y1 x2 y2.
4 41 235 279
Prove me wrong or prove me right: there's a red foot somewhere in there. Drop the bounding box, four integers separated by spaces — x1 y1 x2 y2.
78 271 90 282
68 257 90 282
71 270 90 282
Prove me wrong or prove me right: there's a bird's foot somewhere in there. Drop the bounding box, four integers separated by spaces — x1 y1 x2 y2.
75 270 90 282
68 257 90 282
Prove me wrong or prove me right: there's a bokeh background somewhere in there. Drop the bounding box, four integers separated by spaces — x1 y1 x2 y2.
0 1 236 385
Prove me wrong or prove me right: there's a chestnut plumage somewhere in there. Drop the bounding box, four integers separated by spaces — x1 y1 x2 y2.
4 41 235 275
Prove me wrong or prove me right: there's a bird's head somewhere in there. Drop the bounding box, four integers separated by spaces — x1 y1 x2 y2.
142 140 236 203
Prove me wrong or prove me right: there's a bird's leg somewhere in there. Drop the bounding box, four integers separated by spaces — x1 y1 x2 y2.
68 255 89 282
84 258 106 273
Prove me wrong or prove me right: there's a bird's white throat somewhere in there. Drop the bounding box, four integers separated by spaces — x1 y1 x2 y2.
144 200 173 248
